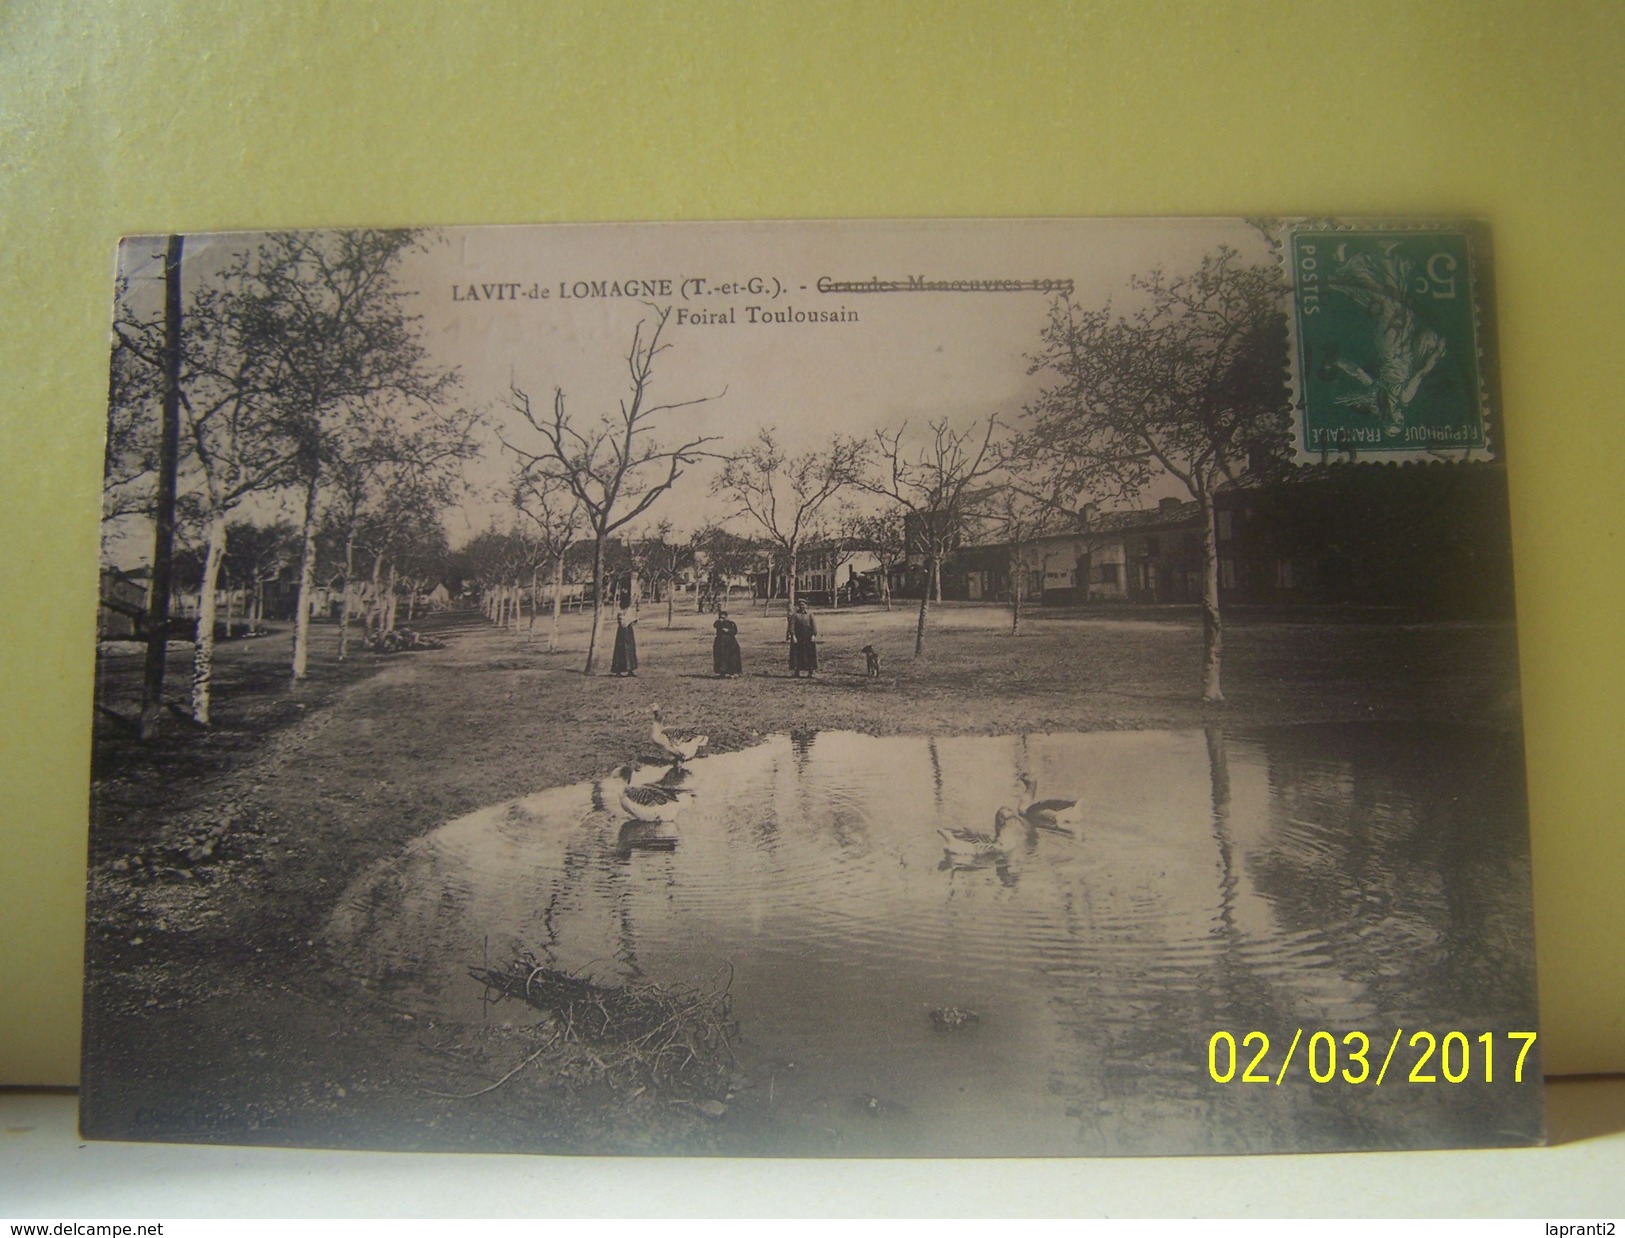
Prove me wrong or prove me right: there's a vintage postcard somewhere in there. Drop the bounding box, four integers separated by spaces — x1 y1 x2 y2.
82 218 1540 1156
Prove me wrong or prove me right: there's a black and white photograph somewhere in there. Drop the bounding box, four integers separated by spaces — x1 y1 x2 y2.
81 217 1541 1157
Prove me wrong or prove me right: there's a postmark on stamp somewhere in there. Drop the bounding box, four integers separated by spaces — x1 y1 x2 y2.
1290 227 1491 461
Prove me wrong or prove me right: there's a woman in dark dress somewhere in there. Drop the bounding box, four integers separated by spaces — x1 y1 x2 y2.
712 609 742 677
786 598 818 677
610 598 639 676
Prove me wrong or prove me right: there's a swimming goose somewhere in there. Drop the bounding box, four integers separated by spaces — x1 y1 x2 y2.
1016 774 1079 833
616 763 695 823
651 705 708 764
936 807 1020 859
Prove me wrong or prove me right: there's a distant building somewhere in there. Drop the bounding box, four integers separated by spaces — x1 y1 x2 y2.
942 497 1205 605
752 545 872 605
932 463 1517 619
98 566 151 639
1213 464 1515 618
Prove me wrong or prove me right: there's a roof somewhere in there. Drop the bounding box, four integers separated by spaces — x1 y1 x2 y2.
1082 499 1201 534
959 498 1202 552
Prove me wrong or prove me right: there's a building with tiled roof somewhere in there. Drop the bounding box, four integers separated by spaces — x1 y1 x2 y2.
942 496 1207 606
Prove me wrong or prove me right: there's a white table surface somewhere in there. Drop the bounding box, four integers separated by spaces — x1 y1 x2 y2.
3 1079 1622 1218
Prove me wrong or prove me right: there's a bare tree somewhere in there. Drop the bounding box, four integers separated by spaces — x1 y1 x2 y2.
711 428 866 613
214 230 459 687
390 517 451 626
692 522 760 610
511 468 583 650
223 520 299 628
844 509 909 611
983 481 1068 635
464 527 530 629
807 513 860 609
140 236 185 738
325 412 479 657
103 275 165 536
1025 247 1291 700
503 305 723 673
636 520 691 629
861 416 1005 657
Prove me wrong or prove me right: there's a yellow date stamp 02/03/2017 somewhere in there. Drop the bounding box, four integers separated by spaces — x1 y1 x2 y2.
1206 1029 1539 1087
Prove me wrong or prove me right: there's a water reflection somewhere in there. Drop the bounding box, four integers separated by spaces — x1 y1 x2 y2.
325 724 1539 1155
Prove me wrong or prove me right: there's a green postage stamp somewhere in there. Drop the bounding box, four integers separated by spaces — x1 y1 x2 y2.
1290 226 1492 462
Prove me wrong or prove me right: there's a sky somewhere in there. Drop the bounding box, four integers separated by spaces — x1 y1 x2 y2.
108 218 1275 562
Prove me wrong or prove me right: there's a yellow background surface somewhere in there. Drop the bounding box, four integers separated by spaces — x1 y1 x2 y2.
2 1 1620 1086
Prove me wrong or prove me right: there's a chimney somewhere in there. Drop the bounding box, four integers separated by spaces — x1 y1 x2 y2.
1158 496 1182 514
1078 501 1098 528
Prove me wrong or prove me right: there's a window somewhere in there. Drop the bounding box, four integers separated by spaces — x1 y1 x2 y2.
1217 510 1234 541
1275 558 1295 590
1220 558 1236 590
1144 537 1161 557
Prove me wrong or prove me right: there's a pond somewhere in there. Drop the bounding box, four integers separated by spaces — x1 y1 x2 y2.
325 724 1542 1155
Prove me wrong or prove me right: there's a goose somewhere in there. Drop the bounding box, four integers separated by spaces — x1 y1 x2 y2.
651 705 708 764
1016 774 1079 834
615 763 695 823
936 807 1020 859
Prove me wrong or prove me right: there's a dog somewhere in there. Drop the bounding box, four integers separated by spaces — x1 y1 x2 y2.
861 645 881 678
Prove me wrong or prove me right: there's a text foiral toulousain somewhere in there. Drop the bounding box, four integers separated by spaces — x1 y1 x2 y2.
449 273 1076 326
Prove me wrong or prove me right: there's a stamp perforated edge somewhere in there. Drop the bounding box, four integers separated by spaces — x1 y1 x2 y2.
1267 217 1500 467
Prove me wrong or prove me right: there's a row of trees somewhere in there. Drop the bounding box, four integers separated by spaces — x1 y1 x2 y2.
107 231 1291 723
454 511 907 635
491 244 1288 699
105 231 477 733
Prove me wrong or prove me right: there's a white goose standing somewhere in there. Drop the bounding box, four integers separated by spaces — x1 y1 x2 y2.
651 704 708 764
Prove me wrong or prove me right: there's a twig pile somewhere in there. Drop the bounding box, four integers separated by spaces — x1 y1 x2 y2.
467 954 738 1102
107 819 238 883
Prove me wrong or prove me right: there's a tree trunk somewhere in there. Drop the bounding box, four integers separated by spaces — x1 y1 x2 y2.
189 511 227 725
584 538 607 674
369 553 385 639
139 234 185 739
291 463 320 685
528 564 539 641
881 568 893 612
1199 489 1224 703
913 557 937 658
1010 547 1022 635
550 553 565 652
386 562 398 632
787 545 798 614
338 532 357 660
1205 723 1238 936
